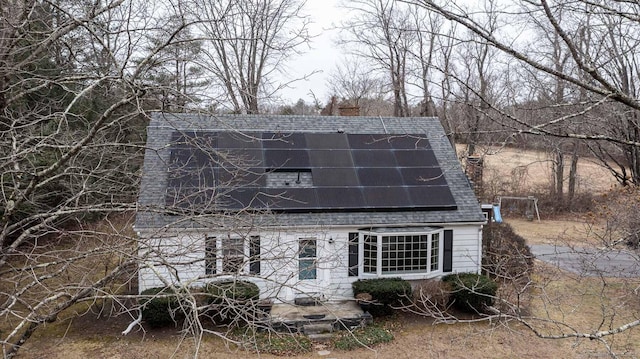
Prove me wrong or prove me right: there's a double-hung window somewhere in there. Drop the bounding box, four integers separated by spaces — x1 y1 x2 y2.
361 227 443 276
299 238 317 280
205 235 260 275
222 237 244 273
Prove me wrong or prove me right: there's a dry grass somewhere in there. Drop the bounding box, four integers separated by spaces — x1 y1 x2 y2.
14 149 640 358
507 217 598 246
458 144 617 197
17 216 640 358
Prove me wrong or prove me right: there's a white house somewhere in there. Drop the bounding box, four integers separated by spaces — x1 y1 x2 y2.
135 113 485 303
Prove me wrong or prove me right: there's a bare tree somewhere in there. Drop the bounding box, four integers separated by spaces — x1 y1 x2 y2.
340 0 413 117
0 0 207 355
405 0 640 185
191 0 311 114
387 0 640 353
144 13 209 112
327 58 385 107
406 6 440 118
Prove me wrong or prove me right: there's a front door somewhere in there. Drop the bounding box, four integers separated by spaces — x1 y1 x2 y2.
296 237 326 298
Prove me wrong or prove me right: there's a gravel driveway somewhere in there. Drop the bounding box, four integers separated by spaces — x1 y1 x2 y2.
530 244 640 277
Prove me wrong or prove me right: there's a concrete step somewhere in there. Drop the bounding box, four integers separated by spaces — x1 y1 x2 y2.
294 296 320 306
307 333 334 342
303 323 333 335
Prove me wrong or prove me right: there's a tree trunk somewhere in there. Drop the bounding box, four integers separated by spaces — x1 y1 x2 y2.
554 150 564 202
568 142 579 204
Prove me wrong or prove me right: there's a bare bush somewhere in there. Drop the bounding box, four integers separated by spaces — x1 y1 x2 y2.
412 279 451 312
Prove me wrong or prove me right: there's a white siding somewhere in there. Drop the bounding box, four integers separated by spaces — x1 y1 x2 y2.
449 225 483 274
137 223 482 302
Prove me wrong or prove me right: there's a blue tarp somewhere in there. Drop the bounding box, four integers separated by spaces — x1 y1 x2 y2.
493 205 503 223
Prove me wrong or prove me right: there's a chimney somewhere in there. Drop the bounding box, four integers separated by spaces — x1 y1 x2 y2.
465 155 484 200
338 105 360 116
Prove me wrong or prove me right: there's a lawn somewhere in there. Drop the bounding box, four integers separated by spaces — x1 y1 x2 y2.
12 148 640 358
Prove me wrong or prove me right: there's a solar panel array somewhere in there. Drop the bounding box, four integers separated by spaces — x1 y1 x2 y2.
165 131 457 212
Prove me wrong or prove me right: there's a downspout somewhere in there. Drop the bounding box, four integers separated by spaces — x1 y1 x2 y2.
478 225 483 275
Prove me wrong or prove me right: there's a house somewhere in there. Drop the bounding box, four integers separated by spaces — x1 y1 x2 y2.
135 113 485 303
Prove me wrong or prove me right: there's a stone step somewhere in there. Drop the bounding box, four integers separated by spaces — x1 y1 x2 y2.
294 296 320 306
307 333 334 342
303 323 334 335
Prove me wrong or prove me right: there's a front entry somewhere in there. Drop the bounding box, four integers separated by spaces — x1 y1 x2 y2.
295 237 327 301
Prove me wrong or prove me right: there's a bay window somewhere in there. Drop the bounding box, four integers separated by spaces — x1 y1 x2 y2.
361 227 443 276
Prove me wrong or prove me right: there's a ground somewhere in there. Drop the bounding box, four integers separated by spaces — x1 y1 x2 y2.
13 148 640 358
16 215 640 358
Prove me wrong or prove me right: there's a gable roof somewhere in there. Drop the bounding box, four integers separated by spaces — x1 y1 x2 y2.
135 113 484 230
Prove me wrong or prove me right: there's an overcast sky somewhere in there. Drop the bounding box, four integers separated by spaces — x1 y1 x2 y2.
278 0 345 104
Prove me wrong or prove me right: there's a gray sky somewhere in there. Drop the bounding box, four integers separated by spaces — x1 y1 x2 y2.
279 0 344 104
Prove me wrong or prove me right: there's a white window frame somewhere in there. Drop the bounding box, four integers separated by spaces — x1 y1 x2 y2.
359 228 443 279
222 237 244 273
298 237 317 280
205 235 260 275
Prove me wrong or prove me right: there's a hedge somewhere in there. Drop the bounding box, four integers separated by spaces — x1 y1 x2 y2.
442 273 498 313
140 287 185 328
352 278 411 316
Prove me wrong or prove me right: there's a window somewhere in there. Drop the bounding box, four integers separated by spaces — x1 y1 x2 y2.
249 235 260 275
361 228 442 276
299 238 317 280
430 233 440 271
348 232 359 276
222 237 244 273
363 234 377 274
205 236 217 275
205 235 260 275
381 235 428 273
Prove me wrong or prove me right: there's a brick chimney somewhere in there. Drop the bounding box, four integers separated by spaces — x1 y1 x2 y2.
465 155 484 200
338 105 360 116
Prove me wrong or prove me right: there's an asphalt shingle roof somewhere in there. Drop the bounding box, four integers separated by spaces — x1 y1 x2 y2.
135 113 484 231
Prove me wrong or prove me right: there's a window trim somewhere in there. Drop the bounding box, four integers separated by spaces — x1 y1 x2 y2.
205 236 217 275
359 228 444 278
205 235 260 275
299 238 317 280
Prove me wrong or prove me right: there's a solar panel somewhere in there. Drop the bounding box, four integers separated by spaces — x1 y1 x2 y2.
217 188 261 209
309 150 353 167
265 188 319 209
407 186 457 208
394 150 437 167
218 132 261 149
348 134 392 149
216 166 264 188
165 131 457 212
312 168 359 187
306 133 349 149
317 187 365 208
352 150 397 167
400 168 446 186
363 187 410 207
264 149 310 168
357 168 403 186
262 132 307 148
389 135 430 149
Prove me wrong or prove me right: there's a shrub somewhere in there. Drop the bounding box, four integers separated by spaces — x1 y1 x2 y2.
140 287 185 328
205 280 260 325
482 223 534 285
412 279 451 312
442 273 498 313
205 280 260 303
352 278 411 316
